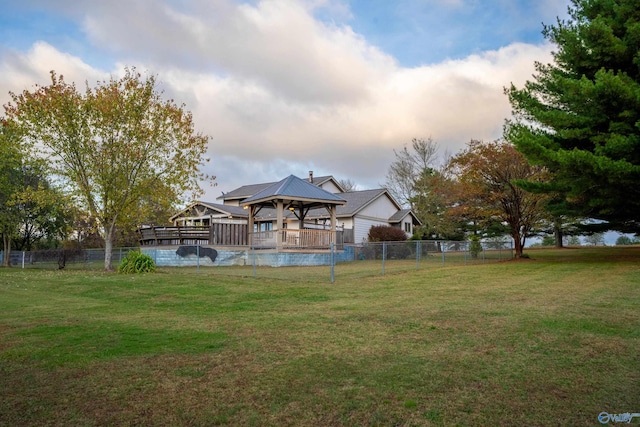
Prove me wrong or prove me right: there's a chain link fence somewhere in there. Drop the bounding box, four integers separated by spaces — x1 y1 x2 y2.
1 247 139 270
2 240 513 281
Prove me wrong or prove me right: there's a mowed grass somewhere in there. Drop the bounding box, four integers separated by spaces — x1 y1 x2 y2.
0 247 638 426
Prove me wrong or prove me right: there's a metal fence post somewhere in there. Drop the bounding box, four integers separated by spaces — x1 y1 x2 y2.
330 242 335 283
252 245 256 278
196 245 200 272
415 241 420 270
464 243 467 265
382 242 386 276
441 243 445 266
22 251 25 269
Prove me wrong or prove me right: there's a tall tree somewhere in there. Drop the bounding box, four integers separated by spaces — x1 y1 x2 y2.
5 69 212 270
447 140 550 258
0 119 23 266
385 137 439 208
0 119 68 264
384 137 462 237
410 167 464 240
11 163 73 251
505 0 640 233
337 178 357 192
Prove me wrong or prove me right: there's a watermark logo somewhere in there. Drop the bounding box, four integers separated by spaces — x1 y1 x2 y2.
598 412 640 424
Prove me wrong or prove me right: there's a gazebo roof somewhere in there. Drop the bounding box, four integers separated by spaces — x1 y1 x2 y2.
241 174 346 209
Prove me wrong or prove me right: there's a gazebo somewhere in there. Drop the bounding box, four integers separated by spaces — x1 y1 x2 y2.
241 175 346 249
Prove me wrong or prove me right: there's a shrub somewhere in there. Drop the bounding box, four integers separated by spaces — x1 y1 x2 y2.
368 225 407 242
118 250 156 274
469 235 482 259
616 235 633 246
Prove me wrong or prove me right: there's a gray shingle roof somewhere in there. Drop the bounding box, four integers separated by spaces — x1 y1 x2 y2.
199 202 249 218
218 175 337 201
303 188 391 218
241 175 346 206
170 201 249 222
388 208 419 224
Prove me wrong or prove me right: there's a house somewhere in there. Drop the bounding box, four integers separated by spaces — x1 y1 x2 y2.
170 172 421 243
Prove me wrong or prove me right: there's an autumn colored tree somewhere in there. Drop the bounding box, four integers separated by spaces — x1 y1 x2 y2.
5 68 212 270
447 140 549 258
505 0 640 233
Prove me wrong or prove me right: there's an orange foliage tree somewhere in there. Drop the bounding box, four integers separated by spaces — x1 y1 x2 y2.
446 140 549 258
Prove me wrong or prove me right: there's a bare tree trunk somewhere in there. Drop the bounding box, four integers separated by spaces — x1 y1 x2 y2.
2 233 11 267
512 230 524 259
103 224 115 271
554 221 564 248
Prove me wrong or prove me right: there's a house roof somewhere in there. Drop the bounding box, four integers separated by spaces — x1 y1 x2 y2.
169 201 248 222
241 175 346 207
218 175 339 201
172 180 422 227
303 188 399 219
388 208 422 225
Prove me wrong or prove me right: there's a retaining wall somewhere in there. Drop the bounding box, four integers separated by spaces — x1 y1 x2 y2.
141 246 355 267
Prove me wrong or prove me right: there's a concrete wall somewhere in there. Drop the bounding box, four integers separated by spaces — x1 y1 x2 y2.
142 245 356 267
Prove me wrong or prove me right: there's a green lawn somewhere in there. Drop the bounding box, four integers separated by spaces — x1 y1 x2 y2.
1 247 638 426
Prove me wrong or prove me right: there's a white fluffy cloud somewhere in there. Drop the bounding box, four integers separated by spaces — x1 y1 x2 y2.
0 0 554 197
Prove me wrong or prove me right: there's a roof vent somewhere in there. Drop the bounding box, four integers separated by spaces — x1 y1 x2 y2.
309 171 314 183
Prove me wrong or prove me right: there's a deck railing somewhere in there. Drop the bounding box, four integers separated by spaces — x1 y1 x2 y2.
139 226 210 246
139 225 340 249
250 229 339 249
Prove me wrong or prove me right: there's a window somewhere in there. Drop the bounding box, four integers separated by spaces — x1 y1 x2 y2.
404 222 412 233
253 222 273 232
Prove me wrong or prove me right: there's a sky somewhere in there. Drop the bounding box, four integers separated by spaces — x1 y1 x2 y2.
0 0 571 201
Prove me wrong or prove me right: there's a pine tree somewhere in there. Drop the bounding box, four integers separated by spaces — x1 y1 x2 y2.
505 0 640 233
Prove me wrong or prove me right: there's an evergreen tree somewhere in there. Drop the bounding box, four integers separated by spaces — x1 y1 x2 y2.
505 0 640 233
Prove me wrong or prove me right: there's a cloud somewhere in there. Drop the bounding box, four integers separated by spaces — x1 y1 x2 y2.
0 41 108 105
1 0 555 198
81 0 396 105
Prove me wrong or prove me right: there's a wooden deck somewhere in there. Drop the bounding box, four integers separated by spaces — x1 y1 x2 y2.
139 224 248 246
139 225 344 249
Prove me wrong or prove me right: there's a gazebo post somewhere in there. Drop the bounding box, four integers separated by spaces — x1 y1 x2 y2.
276 199 284 249
330 205 337 244
299 203 304 230
247 205 254 246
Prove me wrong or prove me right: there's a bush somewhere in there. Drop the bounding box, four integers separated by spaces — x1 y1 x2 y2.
368 225 407 242
118 250 156 274
616 235 633 246
469 235 482 259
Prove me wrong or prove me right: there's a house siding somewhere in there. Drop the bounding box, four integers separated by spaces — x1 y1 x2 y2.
402 218 413 237
358 195 399 219
354 217 389 243
320 181 342 194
